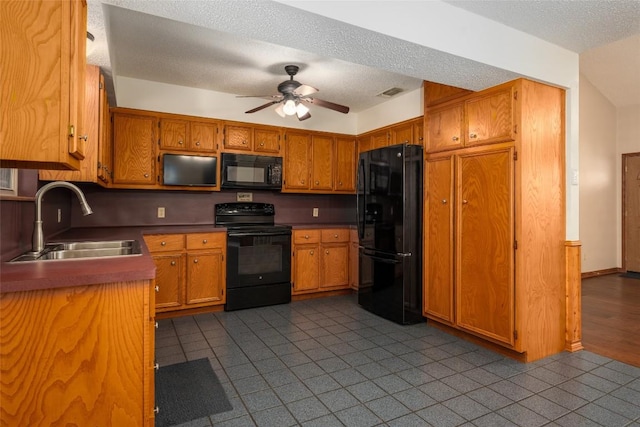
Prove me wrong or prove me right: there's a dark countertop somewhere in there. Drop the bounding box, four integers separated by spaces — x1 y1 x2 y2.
0 225 225 294
290 224 356 229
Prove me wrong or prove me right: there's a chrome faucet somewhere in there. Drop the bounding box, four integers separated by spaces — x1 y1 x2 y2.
32 181 93 253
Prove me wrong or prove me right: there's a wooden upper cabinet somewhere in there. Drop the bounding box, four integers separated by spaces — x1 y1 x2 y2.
283 131 311 190
112 113 157 186
161 119 217 153
160 119 188 150
335 137 356 192
40 64 103 183
190 121 217 152
310 135 334 191
413 119 425 146
253 126 281 154
1 0 87 170
426 103 464 152
224 124 252 151
391 122 413 145
97 72 112 184
371 129 389 150
465 87 514 146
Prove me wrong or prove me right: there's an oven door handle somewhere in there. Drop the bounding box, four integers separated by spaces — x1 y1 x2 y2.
227 231 291 237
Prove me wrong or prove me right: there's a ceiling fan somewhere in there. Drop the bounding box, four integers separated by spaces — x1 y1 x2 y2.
241 65 350 121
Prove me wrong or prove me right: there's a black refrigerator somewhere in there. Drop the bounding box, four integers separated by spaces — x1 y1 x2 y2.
357 143 423 324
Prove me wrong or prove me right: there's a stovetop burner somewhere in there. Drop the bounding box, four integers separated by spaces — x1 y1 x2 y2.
215 202 290 232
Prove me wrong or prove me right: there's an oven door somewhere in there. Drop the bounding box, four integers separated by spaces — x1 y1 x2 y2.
226 229 291 288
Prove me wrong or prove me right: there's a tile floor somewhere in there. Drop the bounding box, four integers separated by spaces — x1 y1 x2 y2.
155 294 640 427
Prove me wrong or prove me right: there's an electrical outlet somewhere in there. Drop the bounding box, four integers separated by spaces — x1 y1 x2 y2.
57 209 61 223
312 207 319 217
157 207 166 218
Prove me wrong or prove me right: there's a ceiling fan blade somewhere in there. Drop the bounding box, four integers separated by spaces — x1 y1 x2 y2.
245 100 280 114
304 97 350 114
294 84 318 98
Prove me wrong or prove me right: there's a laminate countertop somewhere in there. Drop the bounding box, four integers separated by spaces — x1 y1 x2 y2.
0 226 225 294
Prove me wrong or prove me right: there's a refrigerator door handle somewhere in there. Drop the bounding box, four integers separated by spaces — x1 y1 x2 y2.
356 157 366 240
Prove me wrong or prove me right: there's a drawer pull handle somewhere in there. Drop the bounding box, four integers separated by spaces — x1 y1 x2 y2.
304 235 309 239
334 234 338 238
202 239 207 244
161 241 166 246
469 133 477 139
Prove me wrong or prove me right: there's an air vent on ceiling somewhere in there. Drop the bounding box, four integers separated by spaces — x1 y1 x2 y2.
377 87 404 98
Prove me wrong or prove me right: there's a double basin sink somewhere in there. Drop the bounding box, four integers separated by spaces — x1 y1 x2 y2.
10 240 142 262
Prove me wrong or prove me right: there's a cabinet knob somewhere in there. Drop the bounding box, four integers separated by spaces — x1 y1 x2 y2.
325 250 329 254
260 141 265 146
452 136 459 141
144 173 149 178
301 180 305 184
193 259 199 263
161 241 166 246
442 199 448 204
469 133 477 139
195 141 200 146
462 199 468 204
304 235 309 239
154 362 160 371
79 134 88 141
242 140 247 145
334 234 338 238
178 140 183 145
154 407 160 415
315 181 319 185
310 250 314 255
202 239 207 244
155 322 159 329
170 261 176 266
339 181 343 186
155 285 160 292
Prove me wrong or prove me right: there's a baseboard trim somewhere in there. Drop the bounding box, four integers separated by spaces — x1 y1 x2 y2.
581 268 622 279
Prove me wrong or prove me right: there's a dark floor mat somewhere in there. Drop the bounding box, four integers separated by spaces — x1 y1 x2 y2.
155 358 232 427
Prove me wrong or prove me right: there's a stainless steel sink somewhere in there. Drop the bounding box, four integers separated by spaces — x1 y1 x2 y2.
10 240 142 262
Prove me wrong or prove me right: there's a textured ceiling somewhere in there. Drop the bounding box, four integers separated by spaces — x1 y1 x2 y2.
87 0 640 111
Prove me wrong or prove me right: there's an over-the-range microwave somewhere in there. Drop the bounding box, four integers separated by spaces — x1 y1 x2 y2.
221 153 283 190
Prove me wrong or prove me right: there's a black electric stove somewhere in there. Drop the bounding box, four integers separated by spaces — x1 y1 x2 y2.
215 203 292 311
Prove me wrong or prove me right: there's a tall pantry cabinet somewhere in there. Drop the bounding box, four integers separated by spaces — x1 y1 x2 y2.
423 79 566 362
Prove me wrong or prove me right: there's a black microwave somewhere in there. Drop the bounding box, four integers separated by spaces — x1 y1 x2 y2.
221 153 283 190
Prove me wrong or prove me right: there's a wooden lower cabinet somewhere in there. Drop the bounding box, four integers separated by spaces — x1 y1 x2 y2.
349 229 359 290
423 78 565 362
0 280 155 426
292 228 351 295
144 232 226 313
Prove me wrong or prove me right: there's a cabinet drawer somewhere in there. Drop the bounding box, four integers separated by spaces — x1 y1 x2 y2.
186 232 225 250
321 229 349 243
144 234 185 252
294 230 321 244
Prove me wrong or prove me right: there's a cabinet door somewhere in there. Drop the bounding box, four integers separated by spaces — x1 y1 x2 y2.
153 253 184 310
427 104 463 152
254 127 280 154
424 155 454 323
40 64 101 183
321 243 349 288
413 119 425 146
112 113 157 185
311 135 334 191
293 244 319 292
284 131 310 190
160 119 189 150
371 130 389 149
224 125 252 151
466 88 514 146
191 121 217 152
391 123 413 145
97 72 112 184
456 148 514 345
186 251 225 305
335 137 356 192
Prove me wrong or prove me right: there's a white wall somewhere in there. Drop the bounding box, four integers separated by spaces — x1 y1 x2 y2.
579 75 619 272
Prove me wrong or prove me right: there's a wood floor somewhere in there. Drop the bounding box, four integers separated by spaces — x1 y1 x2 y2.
581 273 640 367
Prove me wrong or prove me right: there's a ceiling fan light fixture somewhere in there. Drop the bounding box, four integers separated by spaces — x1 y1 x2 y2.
274 104 286 118
282 99 297 116
296 102 310 118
